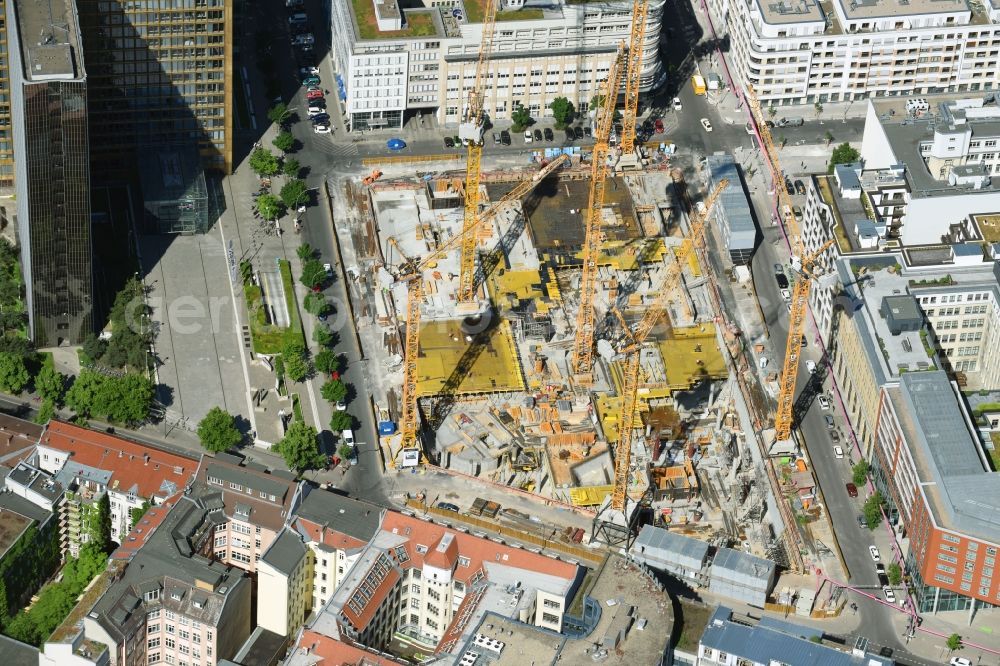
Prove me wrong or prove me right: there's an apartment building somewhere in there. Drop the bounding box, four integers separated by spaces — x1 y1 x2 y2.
330 0 665 131
35 421 199 549
198 453 304 574
713 0 1000 106
75 493 252 666
256 527 312 637
7 0 94 347
75 0 234 173
871 371 1000 614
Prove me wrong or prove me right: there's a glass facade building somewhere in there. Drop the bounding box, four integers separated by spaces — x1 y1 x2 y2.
7 0 94 346
76 0 234 175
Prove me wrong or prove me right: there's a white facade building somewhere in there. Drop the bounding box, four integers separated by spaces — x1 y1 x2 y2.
330 0 665 130
713 0 1000 106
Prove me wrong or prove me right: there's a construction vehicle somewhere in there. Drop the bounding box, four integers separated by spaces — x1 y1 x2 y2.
389 157 569 468
455 0 500 306
362 169 382 185
745 86 834 443
570 48 625 381
621 0 650 153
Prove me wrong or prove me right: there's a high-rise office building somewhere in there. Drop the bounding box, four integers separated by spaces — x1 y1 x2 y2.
0 0 13 194
75 0 234 174
7 0 94 347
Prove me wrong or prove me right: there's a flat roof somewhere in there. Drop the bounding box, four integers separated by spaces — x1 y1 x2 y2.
0 508 31 559
755 0 825 24
835 0 968 20
706 154 757 248
634 524 709 564
889 372 1000 545
11 0 84 81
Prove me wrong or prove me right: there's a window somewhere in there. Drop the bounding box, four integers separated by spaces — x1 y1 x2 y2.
166 625 175 634
166 638 176 649
148 610 161 620
148 654 160 664
148 623 160 633
543 598 561 609
149 638 161 649
542 612 560 624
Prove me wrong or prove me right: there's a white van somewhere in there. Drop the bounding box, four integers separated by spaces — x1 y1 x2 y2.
342 429 355 446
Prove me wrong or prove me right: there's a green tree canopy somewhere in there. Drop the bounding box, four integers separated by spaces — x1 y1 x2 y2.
313 325 336 348
946 633 963 653
296 243 315 261
197 406 243 453
282 339 310 383
511 104 532 132
300 259 327 289
35 364 66 405
267 102 293 127
303 292 330 316
887 562 902 585
863 491 883 530
280 179 309 209
0 352 29 394
34 398 55 425
276 421 325 473
249 147 280 177
283 157 302 178
549 97 575 129
321 379 348 404
852 460 869 486
272 130 295 153
66 370 154 425
828 142 861 173
337 443 353 460
256 193 285 221
315 349 341 374
330 411 353 433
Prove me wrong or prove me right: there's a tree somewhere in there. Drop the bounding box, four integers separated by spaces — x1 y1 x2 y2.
280 179 309 209
315 349 341 374
34 398 55 425
824 130 834 145
35 364 67 405
321 379 348 404
852 460 869 486
863 491 883 530
337 444 353 462
272 130 295 153
130 500 152 527
313 325 336 348
779 135 788 148
768 105 777 118
282 338 310 383
814 101 824 117
887 562 902 586
304 292 330 316
267 102 293 127
549 97 575 129
296 243 315 261
511 104 532 132
300 259 327 289
946 633 962 655
275 421 325 473
0 352 29 394
65 370 154 425
283 157 302 178
330 411 353 432
65 370 104 418
197 406 243 453
256 193 285 221
828 142 861 174
249 147 280 177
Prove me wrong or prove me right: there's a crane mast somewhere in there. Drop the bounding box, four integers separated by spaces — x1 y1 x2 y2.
456 0 500 305
570 48 624 380
621 0 649 153
390 157 569 466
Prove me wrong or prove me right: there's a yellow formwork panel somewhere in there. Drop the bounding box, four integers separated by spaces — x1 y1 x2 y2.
656 323 727 389
569 485 615 507
415 319 525 396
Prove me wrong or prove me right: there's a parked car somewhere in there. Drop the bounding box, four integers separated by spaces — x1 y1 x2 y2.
576 126 586 139
875 563 886 574
793 205 803 220
299 66 320 76
307 104 326 115
834 445 844 458
773 263 784 274
436 502 460 512
857 514 865 528
533 129 543 142
444 136 455 148
310 113 330 124
951 658 973 666
493 131 501 145
654 117 665 133
543 127 554 141
846 482 859 497
818 395 831 410
776 273 789 290
869 545 881 562
824 414 835 430
672 97 682 111
806 360 817 374
524 130 532 143
335 400 347 411
700 118 713 132
302 75 321 87
831 430 840 443
883 586 896 603
780 288 791 301
794 179 806 195
313 124 331 134
342 429 355 446
500 130 511 145
306 90 324 101
566 128 576 142
287 12 307 24
758 357 768 369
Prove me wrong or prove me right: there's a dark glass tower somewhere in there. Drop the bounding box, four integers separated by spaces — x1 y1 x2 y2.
8 0 94 346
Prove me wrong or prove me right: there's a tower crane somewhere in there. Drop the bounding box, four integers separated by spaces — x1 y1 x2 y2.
621 0 650 153
746 87 834 442
675 179 728 267
389 156 569 467
570 48 625 381
456 0 501 306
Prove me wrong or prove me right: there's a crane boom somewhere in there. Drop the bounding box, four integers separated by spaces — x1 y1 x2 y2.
391 157 568 466
621 0 649 153
457 0 501 304
746 86 832 441
571 48 624 379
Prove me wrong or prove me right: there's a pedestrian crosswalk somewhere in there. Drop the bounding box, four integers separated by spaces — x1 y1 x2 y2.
313 138 359 159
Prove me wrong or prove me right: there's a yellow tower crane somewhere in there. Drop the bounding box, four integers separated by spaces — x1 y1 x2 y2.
621 0 650 153
389 156 569 467
746 87 834 442
570 48 625 381
675 179 728 268
456 0 501 306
